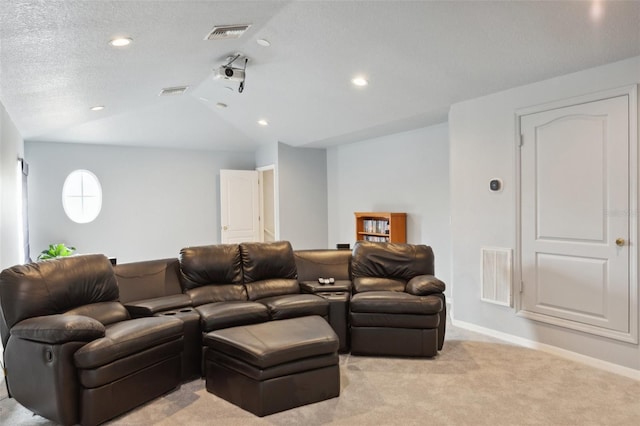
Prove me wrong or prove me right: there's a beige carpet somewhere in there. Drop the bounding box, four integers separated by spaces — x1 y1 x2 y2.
1 323 639 426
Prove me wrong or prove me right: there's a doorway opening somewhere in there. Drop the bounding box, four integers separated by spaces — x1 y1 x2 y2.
258 165 278 242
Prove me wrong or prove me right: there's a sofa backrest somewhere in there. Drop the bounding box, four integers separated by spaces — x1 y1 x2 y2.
115 258 182 303
178 244 246 305
240 241 299 300
294 249 351 282
0 254 120 346
351 242 435 293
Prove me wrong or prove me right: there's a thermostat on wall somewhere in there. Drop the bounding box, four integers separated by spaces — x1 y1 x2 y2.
489 179 502 192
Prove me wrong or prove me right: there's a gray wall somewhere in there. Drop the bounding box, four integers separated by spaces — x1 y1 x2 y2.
326 124 451 286
255 142 278 169
277 142 328 249
449 55 640 370
25 142 254 263
0 102 24 269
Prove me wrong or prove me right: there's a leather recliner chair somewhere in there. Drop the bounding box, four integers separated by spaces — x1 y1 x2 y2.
240 241 329 320
0 254 184 426
178 243 271 341
349 241 446 357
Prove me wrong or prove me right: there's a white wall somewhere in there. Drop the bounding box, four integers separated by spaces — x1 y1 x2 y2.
25 142 254 263
327 124 451 286
278 142 328 249
0 102 24 269
449 56 640 370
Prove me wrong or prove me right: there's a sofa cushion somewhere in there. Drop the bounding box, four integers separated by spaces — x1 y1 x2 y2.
203 316 337 369
353 277 405 293
78 339 183 388
186 284 248 306
179 244 243 290
240 241 297 283
196 301 269 332
350 291 443 315
351 241 434 282
244 278 300 301
257 294 329 320
74 316 183 369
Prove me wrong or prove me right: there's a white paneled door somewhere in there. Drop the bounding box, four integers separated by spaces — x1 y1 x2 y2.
519 93 635 342
220 169 260 243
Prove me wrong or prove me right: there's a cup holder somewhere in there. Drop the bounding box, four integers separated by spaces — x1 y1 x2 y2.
163 311 177 316
179 308 193 313
319 291 346 297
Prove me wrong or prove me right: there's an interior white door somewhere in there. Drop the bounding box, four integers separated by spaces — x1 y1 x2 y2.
220 169 260 243
520 94 631 341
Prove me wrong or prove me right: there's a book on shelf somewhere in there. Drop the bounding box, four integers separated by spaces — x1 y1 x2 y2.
363 235 389 242
362 219 389 234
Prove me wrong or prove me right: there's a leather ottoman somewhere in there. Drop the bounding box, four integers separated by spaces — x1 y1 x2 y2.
204 315 340 416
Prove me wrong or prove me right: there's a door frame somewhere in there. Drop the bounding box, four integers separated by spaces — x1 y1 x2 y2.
256 164 279 242
514 84 638 343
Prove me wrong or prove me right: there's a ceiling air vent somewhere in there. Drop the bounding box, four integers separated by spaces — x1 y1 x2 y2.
204 24 251 40
159 86 189 96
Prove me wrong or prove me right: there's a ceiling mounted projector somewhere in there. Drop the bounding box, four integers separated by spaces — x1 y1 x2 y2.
215 65 245 82
214 53 248 93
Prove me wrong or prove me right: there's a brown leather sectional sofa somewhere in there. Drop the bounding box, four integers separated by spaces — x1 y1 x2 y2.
0 240 446 425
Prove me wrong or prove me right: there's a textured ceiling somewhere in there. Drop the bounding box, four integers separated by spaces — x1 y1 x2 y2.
1 0 639 151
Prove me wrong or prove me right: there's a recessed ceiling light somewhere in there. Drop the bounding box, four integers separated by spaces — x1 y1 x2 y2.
351 77 369 87
216 102 228 109
89 105 104 111
109 37 132 47
258 119 269 126
257 38 271 47
590 0 604 21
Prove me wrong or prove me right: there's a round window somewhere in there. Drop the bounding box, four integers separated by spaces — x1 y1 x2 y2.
62 170 102 224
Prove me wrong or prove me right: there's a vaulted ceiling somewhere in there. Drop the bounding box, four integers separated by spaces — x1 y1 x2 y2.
1 0 639 151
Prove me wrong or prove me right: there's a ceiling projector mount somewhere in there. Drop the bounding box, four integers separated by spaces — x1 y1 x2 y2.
214 53 248 93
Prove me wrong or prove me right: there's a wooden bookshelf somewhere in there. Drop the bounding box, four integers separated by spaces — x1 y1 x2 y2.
355 212 406 243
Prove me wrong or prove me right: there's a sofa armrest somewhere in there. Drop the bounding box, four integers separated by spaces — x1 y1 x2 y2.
11 314 105 344
405 275 446 296
124 294 192 317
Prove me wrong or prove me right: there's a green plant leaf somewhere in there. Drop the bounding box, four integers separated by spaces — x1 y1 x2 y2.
37 243 76 261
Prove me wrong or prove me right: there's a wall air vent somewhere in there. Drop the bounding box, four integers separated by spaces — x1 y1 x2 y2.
205 24 251 40
481 247 512 307
159 86 189 96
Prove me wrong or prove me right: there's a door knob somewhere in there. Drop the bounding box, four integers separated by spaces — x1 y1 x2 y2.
616 238 625 247
223 226 228 231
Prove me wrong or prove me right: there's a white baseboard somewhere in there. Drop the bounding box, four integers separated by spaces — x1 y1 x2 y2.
451 318 640 381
